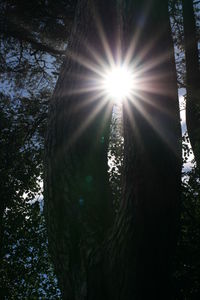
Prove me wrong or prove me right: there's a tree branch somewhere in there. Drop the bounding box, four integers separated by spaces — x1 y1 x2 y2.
1 23 66 56
193 0 200 5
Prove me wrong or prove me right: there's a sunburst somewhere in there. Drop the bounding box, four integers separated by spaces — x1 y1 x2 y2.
62 3 176 147
101 65 135 103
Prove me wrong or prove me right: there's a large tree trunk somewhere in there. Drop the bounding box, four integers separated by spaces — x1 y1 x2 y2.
122 1 182 298
88 1 182 299
45 0 182 299
182 0 200 169
44 0 120 299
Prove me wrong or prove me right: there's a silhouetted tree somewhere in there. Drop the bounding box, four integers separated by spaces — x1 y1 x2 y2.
45 0 182 299
45 0 119 298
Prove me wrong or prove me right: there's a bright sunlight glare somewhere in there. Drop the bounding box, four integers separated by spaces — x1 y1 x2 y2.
103 66 134 102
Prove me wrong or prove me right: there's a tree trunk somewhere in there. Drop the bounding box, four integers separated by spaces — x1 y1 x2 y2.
182 0 200 169
88 1 182 299
44 0 120 299
122 1 182 298
45 0 182 299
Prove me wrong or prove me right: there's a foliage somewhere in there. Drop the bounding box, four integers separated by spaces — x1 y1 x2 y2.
0 85 61 298
0 91 47 210
108 104 124 213
0 200 61 299
0 0 77 296
0 0 77 95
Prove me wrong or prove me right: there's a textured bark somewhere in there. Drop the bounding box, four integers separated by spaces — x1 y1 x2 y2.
121 1 182 298
182 0 200 169
45 1 119 299
122 1 182 298
88 1 182 299
46 0 182 299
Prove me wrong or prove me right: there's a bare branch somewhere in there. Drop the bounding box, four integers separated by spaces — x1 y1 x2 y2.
1 23 66 56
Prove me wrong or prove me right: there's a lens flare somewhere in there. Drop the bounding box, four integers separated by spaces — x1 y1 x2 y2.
103 66 134 102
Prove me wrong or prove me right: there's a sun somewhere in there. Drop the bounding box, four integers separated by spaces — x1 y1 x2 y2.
103 65 134 102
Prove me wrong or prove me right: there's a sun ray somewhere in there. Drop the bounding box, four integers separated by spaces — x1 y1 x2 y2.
101 65 135 102
68 96 111 146
84 42 112 71
69 91 107 113
67 50 105 77
90 3 116 68
126 94 179 155
123 0 153 66
58 1 179 157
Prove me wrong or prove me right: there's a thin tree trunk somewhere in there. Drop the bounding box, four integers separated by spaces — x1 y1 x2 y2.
0 204 4 267
182 0 200 169
44 0 119 299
